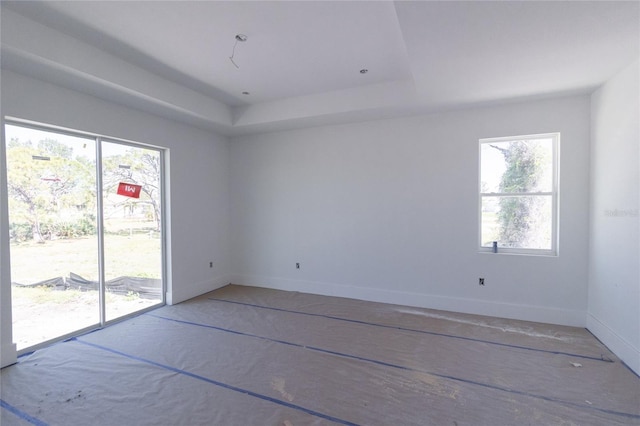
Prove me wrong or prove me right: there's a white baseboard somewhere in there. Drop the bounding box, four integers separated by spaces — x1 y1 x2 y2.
587 313 640 376
228 274 586 327
1 342 17 369
167 274 231 305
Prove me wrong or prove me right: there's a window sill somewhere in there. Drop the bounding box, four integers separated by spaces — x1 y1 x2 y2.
478 250 558 258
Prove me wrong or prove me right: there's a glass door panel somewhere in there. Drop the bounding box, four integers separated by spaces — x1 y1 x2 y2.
101 141 163 322
5 124 100 350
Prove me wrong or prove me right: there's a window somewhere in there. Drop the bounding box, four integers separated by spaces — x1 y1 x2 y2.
479 133 558 255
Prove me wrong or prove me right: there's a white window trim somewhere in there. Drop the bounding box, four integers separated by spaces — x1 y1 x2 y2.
478 132 559 256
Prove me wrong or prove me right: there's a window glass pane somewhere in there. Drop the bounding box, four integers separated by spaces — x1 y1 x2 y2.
481 195 553 250
5 124 100 349
481 138 553 193
101 141 163 322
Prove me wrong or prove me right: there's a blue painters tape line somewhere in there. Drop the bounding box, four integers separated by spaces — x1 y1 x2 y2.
72 338 358 426
17 351 35 359
146 313 304 349
208 297 612 363
0 399 49 426
147 313 640 420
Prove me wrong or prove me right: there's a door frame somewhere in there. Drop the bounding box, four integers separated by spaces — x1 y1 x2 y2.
3 118 167 356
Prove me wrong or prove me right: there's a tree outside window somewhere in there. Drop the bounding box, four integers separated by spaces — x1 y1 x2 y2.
479 133 558 255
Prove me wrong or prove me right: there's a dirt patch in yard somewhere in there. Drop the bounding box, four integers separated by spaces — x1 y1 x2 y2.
11 286 160 350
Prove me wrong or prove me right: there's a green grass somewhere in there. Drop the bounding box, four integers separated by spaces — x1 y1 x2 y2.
11 285 141 304
9 233 162 284
11 285 97 305
10 232 162 349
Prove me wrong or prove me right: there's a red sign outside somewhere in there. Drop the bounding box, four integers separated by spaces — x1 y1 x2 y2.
117 182 142 199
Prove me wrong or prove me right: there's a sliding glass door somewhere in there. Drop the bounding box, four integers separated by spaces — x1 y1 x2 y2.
101 141 163 321
4 123 164 351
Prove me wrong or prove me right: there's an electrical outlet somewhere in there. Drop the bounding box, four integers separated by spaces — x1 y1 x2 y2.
209 261 213 268
296 263 300 269
479 278 485 286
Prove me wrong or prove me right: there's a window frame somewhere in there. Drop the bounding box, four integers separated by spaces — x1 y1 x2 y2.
478 132 559 256
3 117 168 354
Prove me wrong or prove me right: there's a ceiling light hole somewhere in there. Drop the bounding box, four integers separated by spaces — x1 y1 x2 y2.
360 69 368 74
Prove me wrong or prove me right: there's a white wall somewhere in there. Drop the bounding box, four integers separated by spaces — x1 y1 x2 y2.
230 96 591 327
0 99 17 367
0 70 231 367
588 60 640 375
